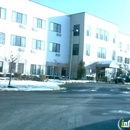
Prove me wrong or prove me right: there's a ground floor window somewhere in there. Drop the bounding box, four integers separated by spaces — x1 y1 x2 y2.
0 61 3 72
18 63 24 73
37 65 43 75
30 64 36 75
30 64 43 75
61 67 66 76
47 66 53 75
9 62 16 73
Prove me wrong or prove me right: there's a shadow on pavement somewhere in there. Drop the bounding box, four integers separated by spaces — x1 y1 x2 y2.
72 117 130 130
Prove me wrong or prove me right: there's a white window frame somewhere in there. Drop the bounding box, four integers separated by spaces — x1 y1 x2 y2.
12 11 27 24
11 35 26 47
0 32 5 44
0 7 6 19
33 17 46 29
32 39 44 50
49 42 60 53
50 22 61 33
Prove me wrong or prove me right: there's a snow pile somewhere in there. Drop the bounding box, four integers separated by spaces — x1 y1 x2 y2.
0 79 96 91
0 80 65 91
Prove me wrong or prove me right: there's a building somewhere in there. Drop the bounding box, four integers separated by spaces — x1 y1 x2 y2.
0 0 130 80
0 0 70 77
70 12 130 80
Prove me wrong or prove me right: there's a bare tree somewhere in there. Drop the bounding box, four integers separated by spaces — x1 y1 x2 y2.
53 59 60 79
0 51 22 87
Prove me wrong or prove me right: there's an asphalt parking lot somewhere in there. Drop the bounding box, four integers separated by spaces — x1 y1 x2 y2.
0 82 130 130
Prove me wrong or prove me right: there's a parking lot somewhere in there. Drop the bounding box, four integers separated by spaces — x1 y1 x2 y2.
0 82 130 130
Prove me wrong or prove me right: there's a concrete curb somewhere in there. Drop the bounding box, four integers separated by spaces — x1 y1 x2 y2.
0 87 67 91
53 87 67 91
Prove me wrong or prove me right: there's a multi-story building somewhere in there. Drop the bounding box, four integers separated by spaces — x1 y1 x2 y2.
0 0 70 77
70 12 130 80
0 0 130 80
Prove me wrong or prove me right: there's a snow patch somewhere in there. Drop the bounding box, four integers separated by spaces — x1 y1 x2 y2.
0 80 64 91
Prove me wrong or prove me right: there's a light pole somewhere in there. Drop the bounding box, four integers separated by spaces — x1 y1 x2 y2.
69 29 79 80
69 30 73 80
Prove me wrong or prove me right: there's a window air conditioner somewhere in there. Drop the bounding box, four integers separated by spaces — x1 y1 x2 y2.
31 50 36 53
18 48 25 52
19 24 26 29
56 33 61 36
55 53 60 56
32 27 37 31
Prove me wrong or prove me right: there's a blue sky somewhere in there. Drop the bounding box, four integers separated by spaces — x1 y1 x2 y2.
33 0 130 35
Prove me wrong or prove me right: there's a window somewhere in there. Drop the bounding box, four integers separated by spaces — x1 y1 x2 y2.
96 28 109 41
126 44 129 51
49 43 60 53
73 44 79 55
113 38 115 43
12 11 27 24
104 31 109 41
86 44 90 56
37 65 43 75
86 25 91 36
9 62 16 73
112 50 116 60
100 29 104 40
97 47 106 59
47 66 53 75
119 42 122 49
96 28 100 39
0 7 6 19
0 32 5 44
50 22 61 33
62 67 66 76
0 61 3 72
18 63 24 73
11 35 26 47
73 25 80 36
117 56 123 63
125 58 130 64
32 39 44 50
113 35 116 43
34 17 46 29
30 64 36 75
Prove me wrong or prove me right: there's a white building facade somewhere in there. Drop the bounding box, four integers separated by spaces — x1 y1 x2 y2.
0 0 70 77
70 12 130 80
0 0 130 79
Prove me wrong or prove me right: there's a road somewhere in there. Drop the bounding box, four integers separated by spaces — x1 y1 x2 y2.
0 82 130 130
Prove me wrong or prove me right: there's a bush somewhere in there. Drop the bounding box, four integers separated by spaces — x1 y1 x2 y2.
86 76 94 80
14 73 21 79
0 74 4 77
6 73 14 77
32 76 40 81
48 75 54 79
39 75 46 81
21 75 30 80
21 75 26 80
21 74 48 81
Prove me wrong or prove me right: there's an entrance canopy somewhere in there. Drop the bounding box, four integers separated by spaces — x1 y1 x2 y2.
96 60 119 68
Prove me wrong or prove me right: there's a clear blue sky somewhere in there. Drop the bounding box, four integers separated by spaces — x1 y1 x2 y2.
32 0 130 35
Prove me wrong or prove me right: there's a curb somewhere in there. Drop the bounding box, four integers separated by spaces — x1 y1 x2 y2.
0 87 67 91
53 87 67 91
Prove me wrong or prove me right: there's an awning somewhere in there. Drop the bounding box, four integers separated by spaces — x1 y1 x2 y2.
96 60 119 68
